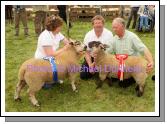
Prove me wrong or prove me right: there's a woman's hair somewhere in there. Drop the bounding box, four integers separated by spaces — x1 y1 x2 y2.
45 15 63 31
91 15 105 25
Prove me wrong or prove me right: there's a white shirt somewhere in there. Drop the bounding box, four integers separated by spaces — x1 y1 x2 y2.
84 28 114 53
34 30 64 59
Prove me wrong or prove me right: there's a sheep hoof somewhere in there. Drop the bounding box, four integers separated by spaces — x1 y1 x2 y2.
14 97 21 102
34 103 40 107
74 89 78 93
136 91 143 97
135 85 139 91
152 75 155 81
60 89 64 93
107 78 113 87
96 85 102 89
95 81 103 89
135 85 143 97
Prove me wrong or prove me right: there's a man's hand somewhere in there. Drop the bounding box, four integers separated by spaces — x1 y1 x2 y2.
144 48 154 73
92 52 98 59
89 62 95 74
146 61 154 73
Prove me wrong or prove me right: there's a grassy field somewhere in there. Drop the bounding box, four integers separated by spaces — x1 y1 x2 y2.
5 18 155 112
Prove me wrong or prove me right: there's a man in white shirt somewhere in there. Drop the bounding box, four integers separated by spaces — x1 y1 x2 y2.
80 15 113 80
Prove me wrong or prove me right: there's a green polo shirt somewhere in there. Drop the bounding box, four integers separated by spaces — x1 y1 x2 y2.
108 30 146 56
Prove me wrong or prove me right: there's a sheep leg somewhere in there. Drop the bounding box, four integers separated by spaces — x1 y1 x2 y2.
106 77 113 87
14 80 26 101
71 80 78 92
27 89 40 107
69 74 78 92
24 76 44 106
96 80 103 89
96 73 107 89
133 73 147 97
135 84 145 97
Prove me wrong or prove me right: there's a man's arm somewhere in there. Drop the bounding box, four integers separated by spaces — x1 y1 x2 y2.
85 51 94 66
144 47 154 72
132 33 154 72
85 51 95 74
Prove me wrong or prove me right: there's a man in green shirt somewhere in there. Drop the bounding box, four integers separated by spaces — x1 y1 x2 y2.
110 17 154 72
101 17 154 87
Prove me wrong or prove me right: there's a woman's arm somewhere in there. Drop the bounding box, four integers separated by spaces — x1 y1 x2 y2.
43 44 70 57
54 47 67 56
43 46 55 56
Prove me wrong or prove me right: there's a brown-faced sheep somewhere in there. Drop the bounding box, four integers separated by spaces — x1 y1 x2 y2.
88 41 149 97
14 41 86 106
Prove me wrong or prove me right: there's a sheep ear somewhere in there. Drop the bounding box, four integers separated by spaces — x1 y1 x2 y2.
99 44 105 49
99 44 109 50
103 44 110 49
69 42 74 45
75 40 81 45
88 42 94 48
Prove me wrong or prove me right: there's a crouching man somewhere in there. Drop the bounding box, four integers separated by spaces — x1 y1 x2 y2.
80 15 113 80
108 17 154 87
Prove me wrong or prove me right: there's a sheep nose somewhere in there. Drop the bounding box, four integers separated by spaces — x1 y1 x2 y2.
84 45 87 51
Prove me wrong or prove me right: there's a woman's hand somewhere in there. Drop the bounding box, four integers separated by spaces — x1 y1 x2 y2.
63 44 71 51
54 44 70 57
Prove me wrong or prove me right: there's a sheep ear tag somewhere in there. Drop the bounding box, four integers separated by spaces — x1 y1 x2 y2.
115 54 128 81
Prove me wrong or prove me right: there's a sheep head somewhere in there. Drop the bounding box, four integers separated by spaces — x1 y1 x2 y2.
88 41 109 54
68 39 87 53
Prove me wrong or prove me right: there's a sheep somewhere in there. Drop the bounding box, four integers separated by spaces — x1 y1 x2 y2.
88 41 149 97
14 40 86 106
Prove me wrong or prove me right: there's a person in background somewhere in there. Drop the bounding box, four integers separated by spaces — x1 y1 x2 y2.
119 5 125 18
5 5 13 24
126 5 140 29
32 5 48 36
57 5 72 28
13 5 29 36
137 5 150 31
148 5 155 32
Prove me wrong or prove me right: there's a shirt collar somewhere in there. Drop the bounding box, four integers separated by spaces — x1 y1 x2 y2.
49 30 57 39
116 30 128 40
93 28 104 39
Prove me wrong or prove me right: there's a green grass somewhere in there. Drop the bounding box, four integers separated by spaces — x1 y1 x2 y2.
5 19 155 112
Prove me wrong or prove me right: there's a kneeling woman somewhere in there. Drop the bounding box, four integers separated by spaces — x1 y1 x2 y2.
34 15 70 88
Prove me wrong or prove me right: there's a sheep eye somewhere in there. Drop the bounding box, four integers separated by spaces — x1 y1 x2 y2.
74 41 81 45
95 43 100 47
